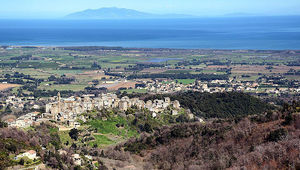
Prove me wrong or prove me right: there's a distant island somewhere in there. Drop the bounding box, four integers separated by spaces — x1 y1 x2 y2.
65 7 195 19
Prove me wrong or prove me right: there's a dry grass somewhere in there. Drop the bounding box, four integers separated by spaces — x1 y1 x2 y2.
97 81 137 91
76 70 114 80
107 82 136 90
231 65 300 74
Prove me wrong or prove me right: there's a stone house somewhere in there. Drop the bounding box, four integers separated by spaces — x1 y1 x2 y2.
15 150 37 160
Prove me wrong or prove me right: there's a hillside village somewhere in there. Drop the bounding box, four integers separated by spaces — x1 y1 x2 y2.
2 74 300 129
1 92 185 168
4 92 181 129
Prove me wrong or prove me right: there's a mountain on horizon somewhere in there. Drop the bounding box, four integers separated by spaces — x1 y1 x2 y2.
65 7 195 19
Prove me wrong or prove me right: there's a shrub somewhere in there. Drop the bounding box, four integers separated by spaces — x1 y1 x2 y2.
19 158 24 165
267 128 287 142
69 128 79 141
282 113 293 125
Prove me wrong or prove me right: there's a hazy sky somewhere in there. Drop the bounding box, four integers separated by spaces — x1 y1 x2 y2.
0 0 300 18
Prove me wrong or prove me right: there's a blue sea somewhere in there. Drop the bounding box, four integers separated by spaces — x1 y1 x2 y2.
0 16 300 49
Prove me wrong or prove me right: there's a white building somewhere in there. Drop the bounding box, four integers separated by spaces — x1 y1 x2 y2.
15 150 37 160
72 154 82 166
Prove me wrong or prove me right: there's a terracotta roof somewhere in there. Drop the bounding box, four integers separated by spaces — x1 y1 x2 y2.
6 118 15 123
27 150 36 154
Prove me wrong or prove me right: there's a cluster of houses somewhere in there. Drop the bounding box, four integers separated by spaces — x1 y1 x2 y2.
44 92 181 123
5 111 41 128
14 148 95 168
58 150 96 167
14 150 38 160
147 81 187 93
3 92 181 129
3 95 40 110
142 78 300 95
14 149 93 167
144 79 248 94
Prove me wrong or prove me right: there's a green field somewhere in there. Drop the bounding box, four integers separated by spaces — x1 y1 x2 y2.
120 88 147 94
39 84 88 91
87 116 138 138
0 46 299 96
163 70 191 74
84 114 139 147
88 135 116 147
58 131 73 145
175 79 195 85
162 80 173 84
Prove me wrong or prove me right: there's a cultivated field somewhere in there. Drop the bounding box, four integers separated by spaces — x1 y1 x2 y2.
0 83 20 91
0 46 299 96
97 81 136 90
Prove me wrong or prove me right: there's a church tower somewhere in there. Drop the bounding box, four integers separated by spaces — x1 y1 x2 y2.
56 92 62 121
57 92 61 102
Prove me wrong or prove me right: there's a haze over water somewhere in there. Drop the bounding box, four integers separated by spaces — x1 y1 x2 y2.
1 16 300 49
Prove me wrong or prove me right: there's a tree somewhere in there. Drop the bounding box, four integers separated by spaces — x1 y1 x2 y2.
48 157 59 168
19 158 24 165
0 121 8 128
69 128 79 140
29 136 40 146
144 123 152 133
4 106 12 114
74 165 81 170
91 62 101 69
48 75 56 81
282 112 293 125
4 74 10 79
267 128 287 142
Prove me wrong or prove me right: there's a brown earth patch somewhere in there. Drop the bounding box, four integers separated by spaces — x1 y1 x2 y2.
231 65 300 74
97 81 137 91
107 81 136 90
0 83 20 91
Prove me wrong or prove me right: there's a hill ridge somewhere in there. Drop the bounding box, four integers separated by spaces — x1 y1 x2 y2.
66 7 194 19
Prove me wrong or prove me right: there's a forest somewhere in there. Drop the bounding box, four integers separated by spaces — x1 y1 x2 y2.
144 92 273 118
